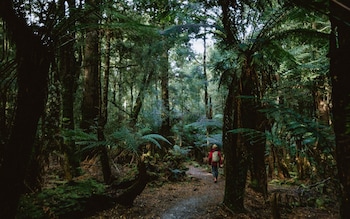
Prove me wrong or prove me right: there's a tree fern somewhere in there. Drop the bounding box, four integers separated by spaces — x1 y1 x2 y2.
75 127 172 155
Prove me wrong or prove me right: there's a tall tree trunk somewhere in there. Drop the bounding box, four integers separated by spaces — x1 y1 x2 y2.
98 28 112 183
130 47 155 127
244 61 267 198
0 1 51 217
251 65 271 198
249 110 267 197
329 1 350 217
219 0 250 212
203 30 213 147
223 75 248 213
81 0 111 183
203 28 212 121
60 49 81 179
25 70 60 191
159 47 171 141
113 46 126 122
81 17 100 132
59 14 81 179
158 46 173 158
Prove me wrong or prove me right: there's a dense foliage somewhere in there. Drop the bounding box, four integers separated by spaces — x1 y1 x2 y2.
0 0 349 218
18 179 108 218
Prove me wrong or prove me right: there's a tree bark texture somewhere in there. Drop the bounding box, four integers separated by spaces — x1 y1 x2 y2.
57 0 82 180
130 48 155 128
223 75 248 213
241 58 267 197
159 47 172 144
59 33 81 179
0 1 51 217
249 126 268 197
98 29 112 183
329 1 350 217
81 0 111 184
219 0 263 212
81 1 100 132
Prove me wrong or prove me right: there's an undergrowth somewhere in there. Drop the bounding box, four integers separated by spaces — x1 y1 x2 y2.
17 179 107 219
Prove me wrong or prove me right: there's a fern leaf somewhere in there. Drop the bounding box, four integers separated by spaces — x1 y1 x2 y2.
141 134 172 148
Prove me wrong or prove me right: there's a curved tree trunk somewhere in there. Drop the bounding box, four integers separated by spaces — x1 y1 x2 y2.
0 1 51 217
115 157 149 206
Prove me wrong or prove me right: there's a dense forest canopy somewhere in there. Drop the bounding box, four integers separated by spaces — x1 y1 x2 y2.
0 0 349 218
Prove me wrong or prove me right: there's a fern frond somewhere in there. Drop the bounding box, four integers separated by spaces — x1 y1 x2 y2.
186 118 223 130
62 129 97 142
271 28 329 44
141 134 172 149
262 103 334 151
79 141 109 153
228 128 266 144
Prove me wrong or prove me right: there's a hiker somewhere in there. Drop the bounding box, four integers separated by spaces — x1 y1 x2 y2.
208 144 222 183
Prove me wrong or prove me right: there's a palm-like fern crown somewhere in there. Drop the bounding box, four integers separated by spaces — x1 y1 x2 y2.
213 0 328 88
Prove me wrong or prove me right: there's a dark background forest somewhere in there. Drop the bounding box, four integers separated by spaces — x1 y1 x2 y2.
0 0 350 218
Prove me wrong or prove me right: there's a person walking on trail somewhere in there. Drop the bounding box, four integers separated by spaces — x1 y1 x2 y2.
208 144 222 183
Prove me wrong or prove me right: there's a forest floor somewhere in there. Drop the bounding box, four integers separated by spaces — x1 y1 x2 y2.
86 163 339 219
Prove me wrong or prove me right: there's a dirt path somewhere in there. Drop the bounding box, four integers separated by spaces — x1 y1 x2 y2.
160 166 224 219
87 165 225 218
87 164 339 218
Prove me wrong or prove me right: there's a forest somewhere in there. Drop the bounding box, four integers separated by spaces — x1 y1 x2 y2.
0 0 350 218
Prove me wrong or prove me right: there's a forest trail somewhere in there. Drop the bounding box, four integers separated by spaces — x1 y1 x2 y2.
160 165 225 219
87 164 339 218
87 164 226 218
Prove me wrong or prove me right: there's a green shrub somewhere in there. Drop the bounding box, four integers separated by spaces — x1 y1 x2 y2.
17 179 106 218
